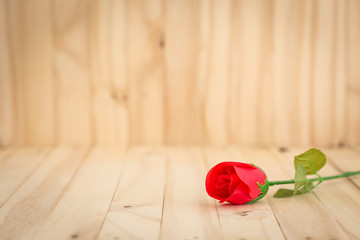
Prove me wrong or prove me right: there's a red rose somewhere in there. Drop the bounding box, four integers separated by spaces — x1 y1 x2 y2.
205 162 269 205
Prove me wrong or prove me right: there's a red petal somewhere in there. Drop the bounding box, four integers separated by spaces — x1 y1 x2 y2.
227 167 241 194
215 174 231 188
205 163 233 201
205 162 267 205
226 181 253 205
234 165 266 199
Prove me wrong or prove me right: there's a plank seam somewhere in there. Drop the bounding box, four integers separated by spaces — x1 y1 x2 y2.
267 147 311 240
159 147 169 240
310 187 357 239
94 147 128 239
0 147 14 167
326 148 360 190
28 147 91 238
202 146 224 240
266 199 288 240
0 147 52 208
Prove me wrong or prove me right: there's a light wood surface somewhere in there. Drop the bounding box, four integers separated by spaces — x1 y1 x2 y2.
237 148 348 239
99 147 166 239
160 148 222 240
0 146 359 239
205 148 284 239
0 148 86 239
0 148 50 207
53 0 93 146
274 147 360 239
1 0 360 147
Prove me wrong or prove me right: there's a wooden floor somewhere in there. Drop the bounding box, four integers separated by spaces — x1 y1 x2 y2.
0 146 359 240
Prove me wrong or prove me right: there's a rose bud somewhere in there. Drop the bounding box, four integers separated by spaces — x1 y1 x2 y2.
205 162 269 205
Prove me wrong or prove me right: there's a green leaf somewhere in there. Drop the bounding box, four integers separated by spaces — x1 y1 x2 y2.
298 181 315 194
273 188 294 198
294 148 326 175
294 164 307 194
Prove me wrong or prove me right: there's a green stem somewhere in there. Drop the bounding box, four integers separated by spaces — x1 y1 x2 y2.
269 171 360 186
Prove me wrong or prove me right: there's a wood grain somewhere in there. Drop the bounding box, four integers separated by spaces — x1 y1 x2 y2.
311 0 336 146
295 0 313 146
0 0 14 147
32 147 125 240
0 147 12 161
347 0 360 146
99 147 166 239
0 148 50 207
127 0 165 145
19 0 55 145
165 0 201 144
89 0 130 146
204 147 285 240
237 148 348 239
160 147 222 240
0 0 359 147
236 0 267 146
203 0 231 145
273 0 306 147
108 0 130 146
4 0 23 146
53 0 92 146
0 146 359 239
0 148 87 239
274 147 360 239
326 147 360 188
333 0 347 147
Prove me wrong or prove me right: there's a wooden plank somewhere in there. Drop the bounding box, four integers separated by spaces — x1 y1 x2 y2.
0 0 14 147
0 147 13 182
293 0 312 146
253 0 273 147
273 0 314 146
203 0 231 145
235 148 348 239
0 148 50 207
0 148 88 239
325 147 360 188
160 147 222 239
273 147 360 239
227 0 241 144
235 0 269 145
272 0 291 146
109 0 130 146
89 0 129 146
20 0 54 145
347 0 360 145
165 0 201 145
98 147 166 239
32 147 125 240
205 147 285 239
333 0 347 146
0 148 13 163
6 0 23 145
53 0 92 145
89 0 114 145
127 0 165 145
311 0 337 146
196 0 212 146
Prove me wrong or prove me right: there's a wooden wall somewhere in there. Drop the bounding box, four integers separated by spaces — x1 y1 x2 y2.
0 0 359 147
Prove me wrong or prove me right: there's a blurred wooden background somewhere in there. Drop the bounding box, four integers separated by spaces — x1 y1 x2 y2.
0 0 359 147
